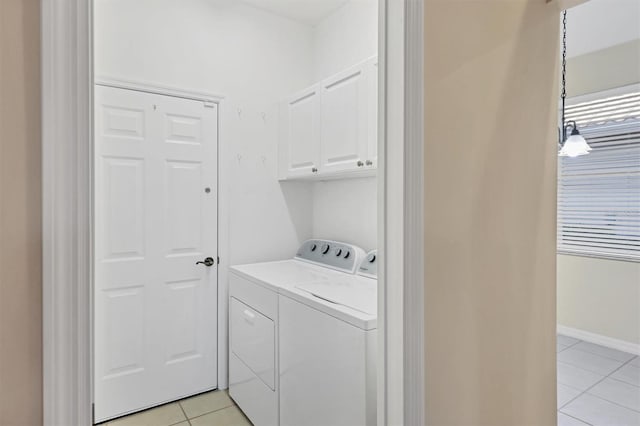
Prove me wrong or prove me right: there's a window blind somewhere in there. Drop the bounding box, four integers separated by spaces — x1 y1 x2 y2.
558 91 640 261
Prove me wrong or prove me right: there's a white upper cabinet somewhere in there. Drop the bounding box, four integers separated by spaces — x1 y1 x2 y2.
280 84 322 178
319 62 368 174
279 56 378 180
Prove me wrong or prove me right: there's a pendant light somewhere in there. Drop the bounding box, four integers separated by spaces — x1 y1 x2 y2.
558 10 591 158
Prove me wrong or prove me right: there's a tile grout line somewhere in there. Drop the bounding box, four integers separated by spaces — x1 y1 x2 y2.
558 338 581 350
185 402 236 421
582 392 640 415
557 340 629 411
558 410 595 426
558 352 631 382
556 336 626 423
565 340 581 349
559 354 639 413
105 390 230 426
556 337 580 356
558 386 587 413
558 337 640 364
568 345 639 364
583 371 640 415
557 359 607 385
605 374 640 389
177 400 190 425
559 349 634 368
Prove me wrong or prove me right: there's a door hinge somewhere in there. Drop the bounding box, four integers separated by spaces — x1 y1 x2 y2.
217 256 220 265
203 101 215 108
92 403 95 424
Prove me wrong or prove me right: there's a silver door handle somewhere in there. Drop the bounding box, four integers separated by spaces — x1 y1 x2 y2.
196 257 215 267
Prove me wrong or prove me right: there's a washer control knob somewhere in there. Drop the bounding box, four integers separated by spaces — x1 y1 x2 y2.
343 250 351 259
367 253 376 263
310 243 317 252
321 244 330 254
334 248 342 257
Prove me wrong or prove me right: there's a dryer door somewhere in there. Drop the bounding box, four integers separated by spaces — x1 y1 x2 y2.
230 297 275 390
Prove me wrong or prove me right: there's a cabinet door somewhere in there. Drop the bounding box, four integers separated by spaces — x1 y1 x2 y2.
366 57 378 168
320 63 368 174
282 84 321 178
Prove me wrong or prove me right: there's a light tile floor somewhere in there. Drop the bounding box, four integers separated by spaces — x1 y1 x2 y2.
99 335 639 426
98 390 252 426
557 334 640 426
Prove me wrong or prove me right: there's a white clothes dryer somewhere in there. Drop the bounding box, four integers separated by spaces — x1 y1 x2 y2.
278 250 378 426
228 240 367 426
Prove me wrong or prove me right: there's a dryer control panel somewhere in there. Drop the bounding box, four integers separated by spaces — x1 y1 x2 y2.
295 239 365 274
357 250 378 279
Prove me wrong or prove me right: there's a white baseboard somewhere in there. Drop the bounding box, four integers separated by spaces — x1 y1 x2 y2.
558 325 640 356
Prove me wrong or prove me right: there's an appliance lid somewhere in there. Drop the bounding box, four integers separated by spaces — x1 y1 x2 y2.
230 260 332 289
295 279 377 316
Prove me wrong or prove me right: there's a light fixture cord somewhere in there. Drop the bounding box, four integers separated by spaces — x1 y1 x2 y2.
561 10 567 141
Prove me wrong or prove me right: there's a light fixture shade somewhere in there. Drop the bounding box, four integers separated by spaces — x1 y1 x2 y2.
559 133 592 157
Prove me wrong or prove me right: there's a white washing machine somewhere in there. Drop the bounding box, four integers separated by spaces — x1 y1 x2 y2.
228 240 368 426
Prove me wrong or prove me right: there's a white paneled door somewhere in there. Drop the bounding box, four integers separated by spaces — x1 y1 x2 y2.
94 85 218 422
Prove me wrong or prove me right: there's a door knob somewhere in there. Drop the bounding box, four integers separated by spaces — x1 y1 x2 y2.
357 161 364 167
365 160 373 166
196 257 215 267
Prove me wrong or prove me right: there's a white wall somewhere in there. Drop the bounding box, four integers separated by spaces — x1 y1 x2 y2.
313 178 377 251
312 0 378 81
310 0 378 251
96 0 380 258
95 0 320 388
95 0 316 266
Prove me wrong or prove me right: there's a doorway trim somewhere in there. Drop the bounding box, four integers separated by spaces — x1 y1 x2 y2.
378 0 425 425
41 1 425 425
94 76 225 103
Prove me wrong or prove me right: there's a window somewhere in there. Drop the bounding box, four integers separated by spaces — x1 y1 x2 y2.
558 88 640 261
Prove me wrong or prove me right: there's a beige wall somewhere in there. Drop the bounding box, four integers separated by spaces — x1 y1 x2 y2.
424 1 559 424
558 255 640 344
568 39 640 96
0 0 42 425
557 39 640 346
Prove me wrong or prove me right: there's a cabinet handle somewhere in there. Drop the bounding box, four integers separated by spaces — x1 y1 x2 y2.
311 167 318 173
357 161 364 167
365 160 373 166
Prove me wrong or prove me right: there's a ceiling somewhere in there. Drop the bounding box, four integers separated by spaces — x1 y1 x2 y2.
240 0 350 26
